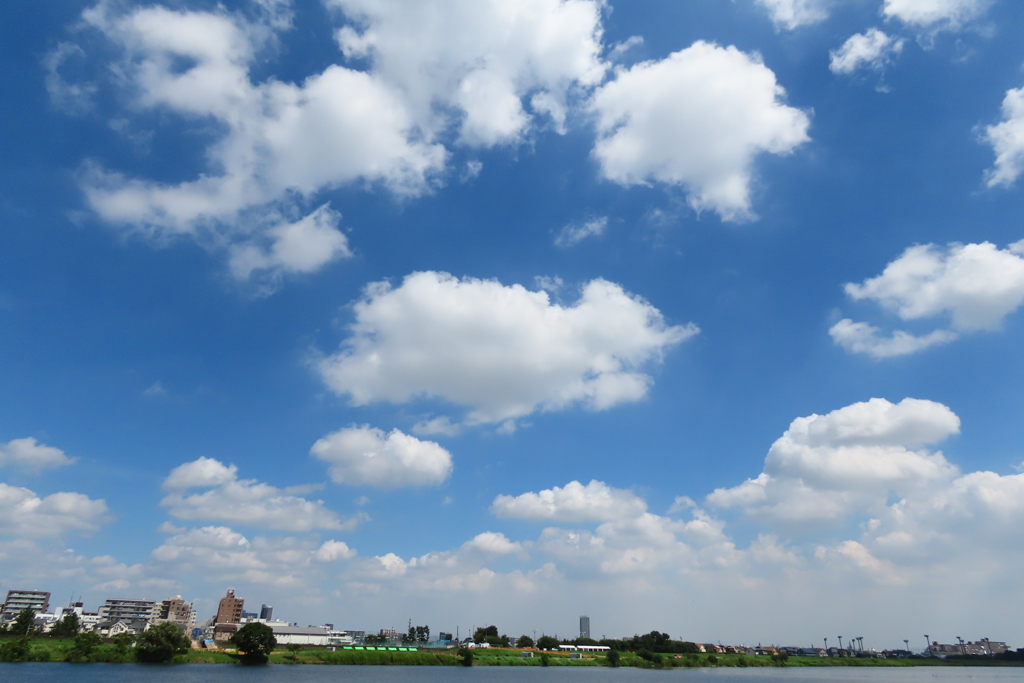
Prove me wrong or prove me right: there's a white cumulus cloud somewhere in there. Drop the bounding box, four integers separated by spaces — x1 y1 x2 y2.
160 457 350 531
829 29 905 75
317 272 696 426
227 204 352 282
831 240 1024 357
708 398 960 523
983 87 1024 189
828 319 957 358
491 480 648 523
78 3 443 282
163 456 238 490
0 483 109 536
315 539 356 562
0 438 76 473
463 532 524 555
328 0 607 145
882 0 994 29
310 425 453 489
589 41 810 222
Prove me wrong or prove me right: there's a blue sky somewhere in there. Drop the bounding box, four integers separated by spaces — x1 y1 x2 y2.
2 0 1024 649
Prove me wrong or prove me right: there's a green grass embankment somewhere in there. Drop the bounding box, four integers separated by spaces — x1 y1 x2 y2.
4 636 1021 668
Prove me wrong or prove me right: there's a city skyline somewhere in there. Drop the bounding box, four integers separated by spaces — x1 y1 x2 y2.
1 0 1023 646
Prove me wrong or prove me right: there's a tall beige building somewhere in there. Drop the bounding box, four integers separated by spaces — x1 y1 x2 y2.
215 589 244 624
156 595 195 632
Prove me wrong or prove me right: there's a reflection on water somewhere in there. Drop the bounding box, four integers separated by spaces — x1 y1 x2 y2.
3 664 1024 683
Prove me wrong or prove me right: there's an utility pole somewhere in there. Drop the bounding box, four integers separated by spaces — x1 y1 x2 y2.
824 637 828 655
838 636 844 654
904 639 909 655
924 635 930 655
957 636 966 656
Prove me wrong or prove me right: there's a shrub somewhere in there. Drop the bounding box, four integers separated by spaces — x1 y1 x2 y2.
66 632 104 663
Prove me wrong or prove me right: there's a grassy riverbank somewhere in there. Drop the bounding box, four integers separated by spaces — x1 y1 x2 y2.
3 637 1022 668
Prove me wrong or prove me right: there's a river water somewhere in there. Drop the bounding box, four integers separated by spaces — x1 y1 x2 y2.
3 664 1024 683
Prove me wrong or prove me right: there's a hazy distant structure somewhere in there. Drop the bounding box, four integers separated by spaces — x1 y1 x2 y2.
260 604 274 620
215 589 244 624
580 615 591 640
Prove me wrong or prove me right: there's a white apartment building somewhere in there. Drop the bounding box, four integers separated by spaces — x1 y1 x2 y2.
98 598 160 623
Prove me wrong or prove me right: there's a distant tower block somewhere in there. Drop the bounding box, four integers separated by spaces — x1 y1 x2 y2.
580 615 591 640
260 604 273 621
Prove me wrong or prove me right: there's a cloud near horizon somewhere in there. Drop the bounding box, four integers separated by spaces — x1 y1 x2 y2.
161 457 355 532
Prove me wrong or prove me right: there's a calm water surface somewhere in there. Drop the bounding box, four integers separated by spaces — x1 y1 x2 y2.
3 665 1024 683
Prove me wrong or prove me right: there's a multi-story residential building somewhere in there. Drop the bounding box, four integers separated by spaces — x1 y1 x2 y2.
98 598 160 623
215 589 244 624
155 596 195 632
1 590 51 620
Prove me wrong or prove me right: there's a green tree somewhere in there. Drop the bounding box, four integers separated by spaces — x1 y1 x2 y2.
473 625 498 644
231 622 276 663
404 625 430 644
606 649 621 667
66 632 104 663
457 647 474 666
536 635 559 650
516 634 535 648
136 622 191 663
10 608 36 637
50 613 81 639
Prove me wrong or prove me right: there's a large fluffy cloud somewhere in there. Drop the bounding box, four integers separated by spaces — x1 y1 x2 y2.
589 41 810 221
71 0 611 282
0 483 109 537
831 240 1024 357
491 480 648 523
310 426 453 489
327 0 606 144
317 272 696 426
0 438 75 473
161 458 354 532
77 2 442 282
984 86 1024 189
708 398 960 523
